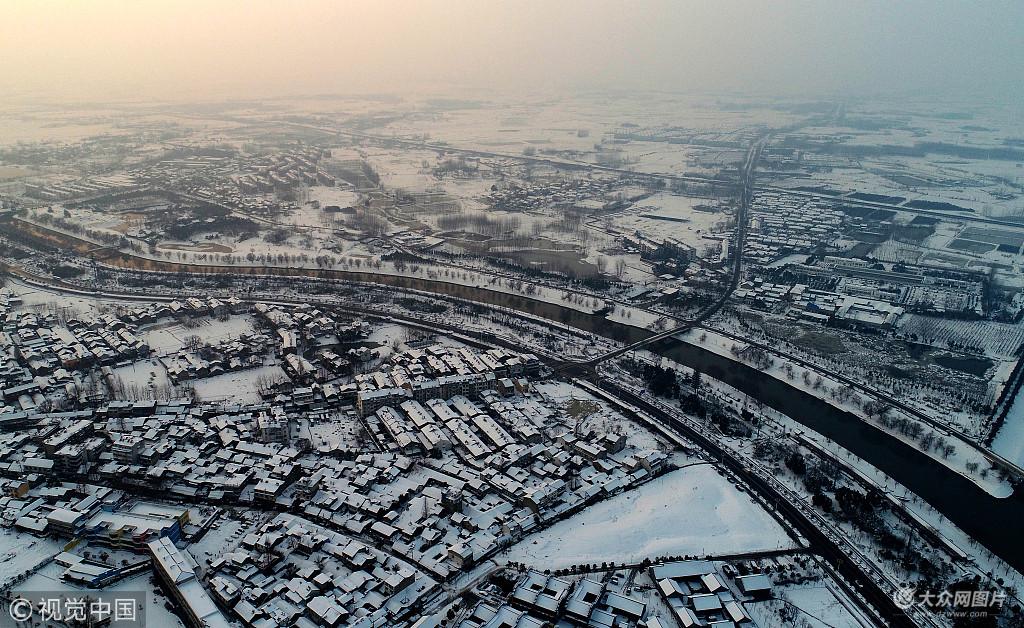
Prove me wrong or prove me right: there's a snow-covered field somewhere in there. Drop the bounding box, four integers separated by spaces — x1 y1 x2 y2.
614 195 731 251
504 464 794 569
748 583 876 628
191 364 285 404
304 187 361 212
141 315 257 355
0 529 63 587
110 359 173 395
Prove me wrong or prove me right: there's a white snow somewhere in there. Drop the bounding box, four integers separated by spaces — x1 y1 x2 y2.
504 464 794 569
748 582 876 628
0 529 63 587
190 364 285 404
992 394 1024 468
141 315 257 354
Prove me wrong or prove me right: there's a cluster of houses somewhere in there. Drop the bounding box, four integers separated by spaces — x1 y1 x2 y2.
621 234 697 266
460 560 773 628
0 306 153 411
262 396 668 582
23 174 138 202
253 303 368 383
236 149 337 195
618 233 737 289
206 513 437 628
354 345 540 421
745 192 844 265
0 397 315 506
652 559 767 626
167 296 247 320
160 331 270 384
290 430 668 582
458 557 774 628
485 175 626 213
1 349 668 598
458 569 648 628
1 309 143 371
0 292 271 413
736 278 905 330
0 290 710 628
815 257 985 316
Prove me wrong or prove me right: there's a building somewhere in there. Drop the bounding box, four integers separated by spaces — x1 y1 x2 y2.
81 504 188 552
254 477 286 503
258 410 289 444
149 536 233 628
511 570 572 620
46 508 90 538
357 387 412 418
564 578 604 625
736 574 772 600
112 434 143 464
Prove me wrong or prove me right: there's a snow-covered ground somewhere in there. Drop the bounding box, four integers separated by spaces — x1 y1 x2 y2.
110 359 173 395
614 195 732 252
992 394 1024 468
0 529 63 587
18 561 185 628
190 364 286 405
503 464 795 570
141 315 257 355
307 412 363 451
748 582 876 628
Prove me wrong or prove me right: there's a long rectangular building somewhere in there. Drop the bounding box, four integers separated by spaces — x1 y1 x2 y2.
149 537 232 628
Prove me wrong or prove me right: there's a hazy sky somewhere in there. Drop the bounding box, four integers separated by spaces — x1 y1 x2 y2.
2 0 1021 103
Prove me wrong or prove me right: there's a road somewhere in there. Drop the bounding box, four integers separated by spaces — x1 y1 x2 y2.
559 134 765 373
